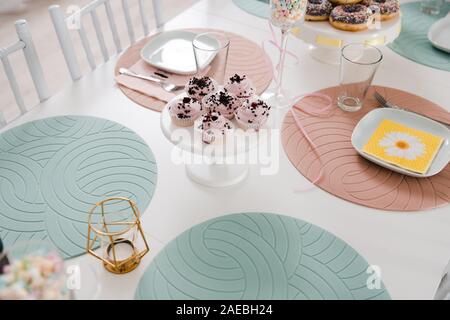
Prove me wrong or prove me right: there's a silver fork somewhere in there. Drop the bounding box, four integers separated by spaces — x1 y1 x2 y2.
374 91 450 128
119 68 184 93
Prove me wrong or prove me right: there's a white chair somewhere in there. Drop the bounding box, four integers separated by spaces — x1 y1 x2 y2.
0 20 50 127
49 0 163 81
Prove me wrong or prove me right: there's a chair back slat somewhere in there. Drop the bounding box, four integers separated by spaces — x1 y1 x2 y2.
0 19 50 127
49 0 165 81
1 55 27 114
76 0 105 17
138 0 149 35
90 10 109 62
151 0 163 29
0 41 25 58
121 0 136 44
49 5 83 80
78 23 97 70
15 20 51 102
104 1 122 53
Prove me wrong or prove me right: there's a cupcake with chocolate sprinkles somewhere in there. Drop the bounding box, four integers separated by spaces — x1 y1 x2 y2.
168 96 203 127
203 88 241 120
235 97 271 131
224 74 255 101
185 76 217 102
195 112 234 144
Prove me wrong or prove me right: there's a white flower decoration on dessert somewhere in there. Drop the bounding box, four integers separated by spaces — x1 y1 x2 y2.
379 132 425 160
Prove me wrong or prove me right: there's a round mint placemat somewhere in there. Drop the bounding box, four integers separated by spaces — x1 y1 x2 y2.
233 0 269 19
0 116 157 259
136 212 390 300
388 2 450 71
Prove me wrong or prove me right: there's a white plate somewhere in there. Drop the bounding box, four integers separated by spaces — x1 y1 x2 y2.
428 13 450 53
351 108 450 178
140 30 218 75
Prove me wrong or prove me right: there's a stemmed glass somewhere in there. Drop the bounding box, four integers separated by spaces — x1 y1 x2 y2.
262 0 308 109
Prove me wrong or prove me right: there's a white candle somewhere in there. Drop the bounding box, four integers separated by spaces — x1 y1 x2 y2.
107 240 135 261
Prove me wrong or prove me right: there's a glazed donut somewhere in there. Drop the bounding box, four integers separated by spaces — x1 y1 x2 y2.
361 0 400 20
329 4 373 31
329 0 363 5
305 0 333 21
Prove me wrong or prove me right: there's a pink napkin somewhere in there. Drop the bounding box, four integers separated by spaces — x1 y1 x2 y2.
115 60 209 103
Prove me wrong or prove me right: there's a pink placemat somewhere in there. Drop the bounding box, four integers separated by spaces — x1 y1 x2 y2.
115 29 274 112
282 85 450 212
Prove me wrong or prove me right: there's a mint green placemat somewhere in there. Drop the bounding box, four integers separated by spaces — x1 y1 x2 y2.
233 0 269 19
388 2 450 71
0 116 157 259
136 212 390 300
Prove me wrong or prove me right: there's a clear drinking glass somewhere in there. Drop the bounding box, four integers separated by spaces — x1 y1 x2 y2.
261 0 307 109
338 43 383 112
192 32 230 85
421 0 445 15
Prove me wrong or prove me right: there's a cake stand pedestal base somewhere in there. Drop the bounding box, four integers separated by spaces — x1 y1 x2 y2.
186 162 249 188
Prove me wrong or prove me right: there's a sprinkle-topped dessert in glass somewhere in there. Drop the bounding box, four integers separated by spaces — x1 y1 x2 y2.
271 0 308 29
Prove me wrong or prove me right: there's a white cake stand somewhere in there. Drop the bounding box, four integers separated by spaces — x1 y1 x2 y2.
160 96 273 188
292 15 401 64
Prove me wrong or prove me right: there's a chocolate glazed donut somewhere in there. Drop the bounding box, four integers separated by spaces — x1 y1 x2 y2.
306 0 333 21
361 0 400 21
329 4 374 31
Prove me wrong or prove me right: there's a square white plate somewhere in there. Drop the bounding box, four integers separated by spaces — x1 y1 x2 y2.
428 14 450 53
351 108 450 177
140 30 218 75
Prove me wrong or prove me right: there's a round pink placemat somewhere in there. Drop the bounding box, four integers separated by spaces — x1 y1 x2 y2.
282 85 450 212
115 29 273 112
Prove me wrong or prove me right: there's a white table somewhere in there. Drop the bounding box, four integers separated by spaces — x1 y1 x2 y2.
1 0 449 300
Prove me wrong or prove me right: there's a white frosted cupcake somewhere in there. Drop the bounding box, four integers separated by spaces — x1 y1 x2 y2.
235 97 271 131
194 112 234 144
224 74 255 101
168 96 203 127
185 76 218 102
202 88 241 120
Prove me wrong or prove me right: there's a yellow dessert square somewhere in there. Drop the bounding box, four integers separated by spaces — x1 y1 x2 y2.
362 119 444 174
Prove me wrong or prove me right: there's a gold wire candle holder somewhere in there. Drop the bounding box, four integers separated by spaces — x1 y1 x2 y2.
86 197 149 274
